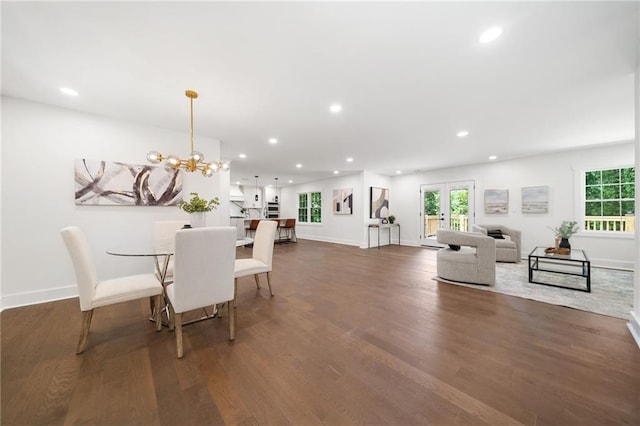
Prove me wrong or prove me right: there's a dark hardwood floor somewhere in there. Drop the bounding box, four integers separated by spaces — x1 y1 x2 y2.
2 240 639 425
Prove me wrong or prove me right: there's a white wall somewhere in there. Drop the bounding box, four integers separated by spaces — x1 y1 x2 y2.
391 142 635 269
1 97 230 309
280 173 362 246
629 5 640 347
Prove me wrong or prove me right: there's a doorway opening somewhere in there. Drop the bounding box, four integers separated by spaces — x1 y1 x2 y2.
420 180 475 247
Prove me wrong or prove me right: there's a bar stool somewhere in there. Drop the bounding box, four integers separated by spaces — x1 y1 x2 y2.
280 218 297 243
245 219 260 238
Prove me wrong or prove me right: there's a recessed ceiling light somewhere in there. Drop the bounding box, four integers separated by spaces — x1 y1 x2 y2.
479 27 503 44
333 170 340 174
396 170 402 174
330 104 342 113
456 131 469 138
346 157 354 163
489 155 497 160
235 181 241 185
269 138 278 144
60 87 79 96
296 164 302 168
238 153 247 159
288 180 293 184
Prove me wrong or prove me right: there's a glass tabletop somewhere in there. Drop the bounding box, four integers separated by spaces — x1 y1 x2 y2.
529 246 589 262
107 238 254 256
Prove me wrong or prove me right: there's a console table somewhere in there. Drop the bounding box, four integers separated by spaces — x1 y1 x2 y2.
368 224 400 249
528 246 591 292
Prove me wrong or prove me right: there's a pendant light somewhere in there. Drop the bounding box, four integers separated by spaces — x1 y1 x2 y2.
146 90 229 177
254 176 259 203
274 177 279 203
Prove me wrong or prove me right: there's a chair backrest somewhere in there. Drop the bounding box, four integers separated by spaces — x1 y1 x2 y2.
252 220 277 268
154 220 188 252
284 218 296 228
248 220 260 231
60 226 98 311
171 227 236 313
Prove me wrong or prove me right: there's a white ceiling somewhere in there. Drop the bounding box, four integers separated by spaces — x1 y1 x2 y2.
2 2 637 187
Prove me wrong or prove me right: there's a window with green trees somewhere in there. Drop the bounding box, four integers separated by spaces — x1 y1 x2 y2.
584 167 635 232
298 191 322 223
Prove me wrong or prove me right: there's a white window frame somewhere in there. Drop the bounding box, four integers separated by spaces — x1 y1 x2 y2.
574 165 635 239
297 190 323 225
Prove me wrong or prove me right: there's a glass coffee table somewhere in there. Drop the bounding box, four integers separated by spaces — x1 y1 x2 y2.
528 247 591 292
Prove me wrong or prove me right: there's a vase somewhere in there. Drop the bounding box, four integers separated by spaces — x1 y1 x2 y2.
190 212 207 228
559 237 571 250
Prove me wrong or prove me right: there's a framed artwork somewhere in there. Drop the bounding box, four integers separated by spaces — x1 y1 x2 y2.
75 158 183 206
333 188 353 215
522 186 549 214
370 187 389 218
484 189 509 214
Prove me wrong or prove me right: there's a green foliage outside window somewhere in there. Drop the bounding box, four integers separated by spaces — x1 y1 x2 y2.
424 191 440 215
298 191 322 223
584 167 635 232
298 193 308 223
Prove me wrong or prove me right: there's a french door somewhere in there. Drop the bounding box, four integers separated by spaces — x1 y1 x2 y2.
420 180 475 247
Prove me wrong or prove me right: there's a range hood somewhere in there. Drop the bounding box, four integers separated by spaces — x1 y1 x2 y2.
230 184 244 202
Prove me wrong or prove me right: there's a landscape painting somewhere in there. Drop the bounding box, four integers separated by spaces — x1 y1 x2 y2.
484 189 509 214
75 158 183 206
333 188 353 215
522 186 549 214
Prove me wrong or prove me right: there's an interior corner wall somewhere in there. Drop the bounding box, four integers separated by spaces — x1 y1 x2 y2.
391 142 635 269
630 3 640 348
0 96 230 310
280 173 365 246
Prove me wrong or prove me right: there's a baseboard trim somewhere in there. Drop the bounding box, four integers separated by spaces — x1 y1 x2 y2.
296 236 361 247
628 311 640 349
1 285 78 312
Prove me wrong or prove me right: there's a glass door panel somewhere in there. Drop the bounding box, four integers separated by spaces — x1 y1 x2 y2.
420 181 474 246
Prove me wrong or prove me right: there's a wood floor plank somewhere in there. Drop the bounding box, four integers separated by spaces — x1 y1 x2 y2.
2 240 639 425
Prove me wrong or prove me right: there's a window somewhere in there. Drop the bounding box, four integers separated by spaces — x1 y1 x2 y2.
298 191 322 223
584 167 635 233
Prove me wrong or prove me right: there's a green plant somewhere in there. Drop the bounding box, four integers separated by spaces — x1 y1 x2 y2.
548 220 579 239
388 215 396 224
178 192 219 213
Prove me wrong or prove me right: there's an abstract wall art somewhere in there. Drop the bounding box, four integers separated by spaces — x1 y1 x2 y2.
333 188 353 215
521 185 549 214
484 189 509 214
75 158 183 206
370 187 389 218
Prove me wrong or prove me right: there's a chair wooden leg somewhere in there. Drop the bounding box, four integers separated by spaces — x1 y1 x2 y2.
175 312 184 359
254 274 261 289
228 300 235 341
168 302 176 331
266 272 274 297
76 310 93 354
234 278 238 307
154 294 162 331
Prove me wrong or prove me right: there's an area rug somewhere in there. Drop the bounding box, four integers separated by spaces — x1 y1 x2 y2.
435 262 634 320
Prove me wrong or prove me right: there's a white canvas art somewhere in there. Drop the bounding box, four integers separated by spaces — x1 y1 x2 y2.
522 186 549 214
75 158 183 206
484 189 509 214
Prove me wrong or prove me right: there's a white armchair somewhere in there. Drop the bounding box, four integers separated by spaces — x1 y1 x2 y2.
471 224 521 263
436 229 496 286
60 226 163 354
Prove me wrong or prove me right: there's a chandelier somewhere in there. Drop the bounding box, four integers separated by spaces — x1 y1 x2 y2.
146 90 229 177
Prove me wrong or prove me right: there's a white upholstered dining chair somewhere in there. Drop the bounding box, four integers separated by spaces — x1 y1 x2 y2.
60 226 163 354
165 227 236 358
234 220 277 306
153 220 188 284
